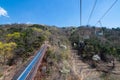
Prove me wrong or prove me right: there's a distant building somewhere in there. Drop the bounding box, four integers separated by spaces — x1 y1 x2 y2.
95 30 103 36
98 32 103 36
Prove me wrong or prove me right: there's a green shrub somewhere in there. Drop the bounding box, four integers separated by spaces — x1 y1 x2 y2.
0 73 3 78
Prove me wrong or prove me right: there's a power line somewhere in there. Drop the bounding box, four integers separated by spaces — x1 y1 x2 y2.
95 0 118 26
80 0 82 26
87 0 98 25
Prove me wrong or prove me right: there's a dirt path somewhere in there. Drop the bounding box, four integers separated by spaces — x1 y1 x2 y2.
69 50 102 80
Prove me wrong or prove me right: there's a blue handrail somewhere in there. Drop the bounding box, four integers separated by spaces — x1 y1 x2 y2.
17 46 45 80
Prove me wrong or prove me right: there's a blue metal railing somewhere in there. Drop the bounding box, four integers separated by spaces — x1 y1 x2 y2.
17 46 45 80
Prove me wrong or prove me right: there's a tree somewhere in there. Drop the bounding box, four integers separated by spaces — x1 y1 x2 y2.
6 32 21 41
0 42 17 65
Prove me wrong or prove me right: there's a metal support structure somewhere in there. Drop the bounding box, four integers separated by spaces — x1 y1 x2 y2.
79 0 82 45
80 0 82 26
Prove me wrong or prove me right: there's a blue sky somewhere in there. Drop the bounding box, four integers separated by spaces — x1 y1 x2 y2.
0 0 120 28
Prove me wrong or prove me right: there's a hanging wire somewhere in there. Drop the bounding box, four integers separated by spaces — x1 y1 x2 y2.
87 0 98 25
95 0 118 26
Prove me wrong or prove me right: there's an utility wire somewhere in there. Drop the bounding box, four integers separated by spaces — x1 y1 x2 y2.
87 0 97 25
95 0 118 26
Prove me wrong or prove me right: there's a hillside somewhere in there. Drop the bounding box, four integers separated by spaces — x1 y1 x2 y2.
0 24 120 80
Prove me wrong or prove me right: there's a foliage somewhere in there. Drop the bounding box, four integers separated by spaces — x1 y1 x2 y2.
0 42 17 65
32 27 43 33
0 72 3 78
67 26 120 60
0 24 120 66
0 24 49 65
29 24 47 30
6 32 21 40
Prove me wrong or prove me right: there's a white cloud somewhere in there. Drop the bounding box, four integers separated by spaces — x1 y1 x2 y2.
0 7 9 17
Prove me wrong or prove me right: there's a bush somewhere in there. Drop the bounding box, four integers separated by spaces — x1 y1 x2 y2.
0 72 3 78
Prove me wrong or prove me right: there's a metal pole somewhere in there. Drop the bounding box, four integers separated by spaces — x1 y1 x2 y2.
80 0 82 26
79 0 82 45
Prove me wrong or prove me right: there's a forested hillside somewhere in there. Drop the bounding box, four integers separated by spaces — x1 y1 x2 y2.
0 24 120 66
0 24 50 66
0 24 120 80
68 26 120 59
